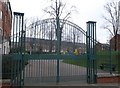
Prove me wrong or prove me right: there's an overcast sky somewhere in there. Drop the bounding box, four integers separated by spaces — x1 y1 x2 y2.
10 0 118 43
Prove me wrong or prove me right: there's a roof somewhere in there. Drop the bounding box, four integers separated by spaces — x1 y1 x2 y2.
110 34 120 41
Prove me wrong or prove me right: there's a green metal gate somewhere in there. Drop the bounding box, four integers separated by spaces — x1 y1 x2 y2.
23 18 87 86
10 12 97 87
10 12 25 87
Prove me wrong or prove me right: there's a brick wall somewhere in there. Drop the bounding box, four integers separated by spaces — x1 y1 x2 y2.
110 34 120 51
0 1 12 54
97 76 120 83
2 1 12 40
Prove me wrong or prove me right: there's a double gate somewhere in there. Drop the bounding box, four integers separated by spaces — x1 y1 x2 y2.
10 12 97 87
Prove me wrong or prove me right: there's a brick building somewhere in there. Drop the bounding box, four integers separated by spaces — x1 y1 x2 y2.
0 0 12 54
96 42 110 52
110 34 120 51
24 37 86 54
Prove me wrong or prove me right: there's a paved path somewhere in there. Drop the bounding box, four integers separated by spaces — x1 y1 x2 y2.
24 60 87 86
24 60 112 86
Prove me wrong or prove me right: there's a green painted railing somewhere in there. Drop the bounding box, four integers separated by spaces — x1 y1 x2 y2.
11 54 86 60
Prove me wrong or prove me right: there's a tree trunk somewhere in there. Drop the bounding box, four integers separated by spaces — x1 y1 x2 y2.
114 35 117 51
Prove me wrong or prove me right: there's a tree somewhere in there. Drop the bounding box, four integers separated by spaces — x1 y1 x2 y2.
44 0 76 52
102 1 120 51
44 0 77 83
26 17 40 53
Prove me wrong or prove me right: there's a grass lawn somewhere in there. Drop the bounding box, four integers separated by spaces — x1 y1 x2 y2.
63 51 120 73
63 54 87 67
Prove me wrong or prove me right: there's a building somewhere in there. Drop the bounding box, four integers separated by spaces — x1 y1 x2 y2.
109 1 120 51
0 0 12 54
25 37 86 54
12 37 86 54
110 34 120 51
96 42 110 52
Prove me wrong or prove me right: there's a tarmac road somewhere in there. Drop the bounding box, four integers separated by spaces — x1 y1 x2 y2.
24 59 111 86
24 60 87 85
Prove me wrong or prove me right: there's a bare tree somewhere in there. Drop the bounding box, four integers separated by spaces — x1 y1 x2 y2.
44 1 77 83
102 1 120 51
44 0 76 52
26 17 39 53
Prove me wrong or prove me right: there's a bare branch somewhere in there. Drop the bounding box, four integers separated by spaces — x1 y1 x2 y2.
57 1 62 15
102 1 119 51
50 6 56 12
59 3 66 17
103 1 119 36
43 9 56 17
103 25 114 36
102 15 113 24
63 12 71 21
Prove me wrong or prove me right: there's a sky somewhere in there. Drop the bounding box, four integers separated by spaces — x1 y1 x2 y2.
9 0 118 43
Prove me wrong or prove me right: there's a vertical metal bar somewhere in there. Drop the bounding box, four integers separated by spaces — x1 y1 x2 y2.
39 59 41 82
94 22 97 83
0 22 2 84
19 12 24 87
11 12 25 87
92 23 95 82
86 32 88 83
86 23 90 83
21 16 24 87
23 16 25 87
86 21 97 84
56 16 60 84
91 23 93 83
16 15 19 86
10 13 15 87
15 16 18 52
14 14 17 86
41 60 43 82
17 15 20 86
12 14 15 52
89 24 93 83
19 16 22 87
109 43 112 74
18 16 21 54
94 23 96 82
88 22 90 83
